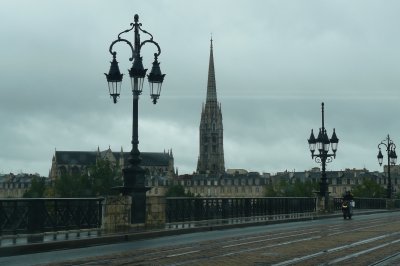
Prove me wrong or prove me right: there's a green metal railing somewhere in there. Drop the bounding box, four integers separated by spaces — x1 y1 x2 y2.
333 197 393 210
166 197 316 223
0 198 103 235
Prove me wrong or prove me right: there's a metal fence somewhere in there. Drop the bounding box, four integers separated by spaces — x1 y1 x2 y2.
333 197 391 210
0 198 104 235
166 197 316 223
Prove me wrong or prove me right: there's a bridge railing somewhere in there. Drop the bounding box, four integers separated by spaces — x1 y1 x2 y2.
0 198 104 236
333 197 392 211
166 197 316 224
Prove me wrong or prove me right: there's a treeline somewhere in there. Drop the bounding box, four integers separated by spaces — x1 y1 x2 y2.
264 178 390 198
264 179 319 197
23 159 121 198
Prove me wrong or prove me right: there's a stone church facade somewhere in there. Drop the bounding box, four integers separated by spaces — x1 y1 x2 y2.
49 147 175 180
197 39 225 175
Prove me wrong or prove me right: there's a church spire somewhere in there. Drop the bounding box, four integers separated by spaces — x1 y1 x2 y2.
197 38 225 176
206 38 217 103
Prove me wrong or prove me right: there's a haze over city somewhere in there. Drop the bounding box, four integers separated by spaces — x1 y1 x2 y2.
1 0 400 176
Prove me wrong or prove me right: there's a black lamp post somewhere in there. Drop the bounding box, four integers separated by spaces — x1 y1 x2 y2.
104 14 165 224
377 135 397 199
307 102 339 210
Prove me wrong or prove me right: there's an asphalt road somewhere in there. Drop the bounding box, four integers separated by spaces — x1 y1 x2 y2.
1 211 400 266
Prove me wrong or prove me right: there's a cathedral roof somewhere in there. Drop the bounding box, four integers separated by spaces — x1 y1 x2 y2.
55 150 171 167
55 151 97 165
119 152 172 166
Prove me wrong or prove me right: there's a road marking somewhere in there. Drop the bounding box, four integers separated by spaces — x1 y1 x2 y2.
222 230 320 248
327 238 400 265
272 232 400 266
166 250 200 258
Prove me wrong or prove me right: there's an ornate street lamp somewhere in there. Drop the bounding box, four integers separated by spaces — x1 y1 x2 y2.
307 102 339 210
377 135 397 199
104 14 166 224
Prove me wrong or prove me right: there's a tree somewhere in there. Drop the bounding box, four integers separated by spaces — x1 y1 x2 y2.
54 173 92 197
165 184 194 197
264 182 279 197
53 159 122 197
23 176 46 198
352 178 386 198
264 179 319 197
88 159 122 196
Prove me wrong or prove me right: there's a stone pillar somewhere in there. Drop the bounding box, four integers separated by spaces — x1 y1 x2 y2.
316 195 333 213
315 196 324 213
102 195 132 233
146 196 166 228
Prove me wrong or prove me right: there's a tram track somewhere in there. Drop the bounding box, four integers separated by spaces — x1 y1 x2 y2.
39 213 400 266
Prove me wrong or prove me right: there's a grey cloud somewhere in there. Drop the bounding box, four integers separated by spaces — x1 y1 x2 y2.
1 0 400 175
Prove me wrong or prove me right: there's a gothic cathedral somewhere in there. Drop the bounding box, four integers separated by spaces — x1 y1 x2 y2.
197 39 225 175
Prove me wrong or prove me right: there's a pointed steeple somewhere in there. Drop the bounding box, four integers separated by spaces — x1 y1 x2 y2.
197 38 225 175
206 38 217 103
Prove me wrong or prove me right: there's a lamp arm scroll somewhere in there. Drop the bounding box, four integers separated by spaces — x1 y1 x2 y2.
378 142 388 152
118 23 135 39
139 26 154 40
325 157 333 164
140 39 162 57
138 25 161 57
108 38 135 61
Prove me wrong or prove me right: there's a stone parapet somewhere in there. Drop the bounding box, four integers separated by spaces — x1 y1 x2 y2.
102 195 166 233
146 196 166 228
102 195 132 233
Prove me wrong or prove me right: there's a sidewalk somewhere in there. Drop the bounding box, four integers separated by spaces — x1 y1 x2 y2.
0 209 396 257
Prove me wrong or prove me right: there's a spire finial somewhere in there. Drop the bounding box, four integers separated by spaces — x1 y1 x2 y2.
206 37 217 102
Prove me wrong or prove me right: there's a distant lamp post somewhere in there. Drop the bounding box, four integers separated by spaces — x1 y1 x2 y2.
104 14 166 224
307 102 339 210
377 135 397 199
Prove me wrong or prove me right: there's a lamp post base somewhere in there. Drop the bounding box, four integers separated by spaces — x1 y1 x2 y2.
112 186 151 224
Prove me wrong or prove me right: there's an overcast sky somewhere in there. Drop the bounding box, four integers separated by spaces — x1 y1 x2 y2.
1 0 400 176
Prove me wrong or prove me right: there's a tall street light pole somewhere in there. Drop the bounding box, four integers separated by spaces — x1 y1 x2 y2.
377 135 397 199
104 14 166 224
308 102 339 210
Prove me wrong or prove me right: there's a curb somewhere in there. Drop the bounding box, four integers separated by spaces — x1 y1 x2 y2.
0 209 397 257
